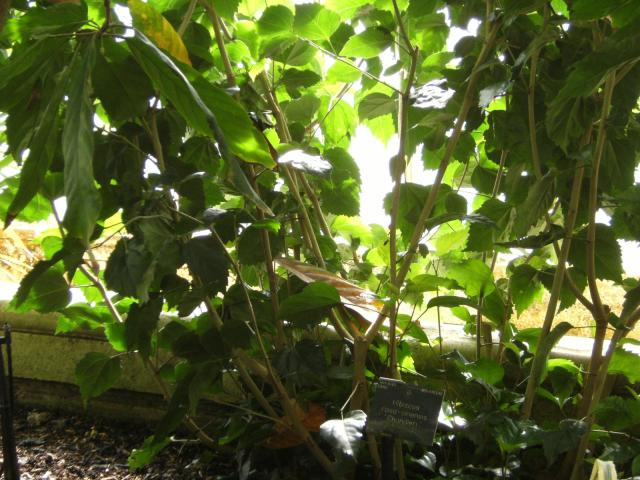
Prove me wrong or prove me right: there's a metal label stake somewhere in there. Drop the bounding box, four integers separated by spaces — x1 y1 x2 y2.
0 324 19 480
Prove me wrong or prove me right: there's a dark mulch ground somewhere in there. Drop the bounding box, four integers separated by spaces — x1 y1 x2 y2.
6 407 234 479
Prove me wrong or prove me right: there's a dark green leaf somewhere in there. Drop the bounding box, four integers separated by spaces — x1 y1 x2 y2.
10 263 71 313
62 38 100 245
125 297 163 357
529 419 588 465
278 282 341 324
104 238 155 303
510 265 543 316
183 235 229 295
93 41 153 123
621 285 640 322
514 174 554 237
237 226 282 265
527 322 573 403
572 0 636 21
276 339 327 387
5 47 68 226
75 352 122 407
568 224 623 283
319 410 366 467
595 396 640 431
318 147 361 216
127 34 274 215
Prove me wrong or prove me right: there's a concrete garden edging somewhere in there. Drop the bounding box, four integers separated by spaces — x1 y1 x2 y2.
0 303 617 421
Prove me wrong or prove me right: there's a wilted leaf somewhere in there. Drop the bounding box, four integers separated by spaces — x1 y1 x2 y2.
276 257 383 313
264 402 327 449
279 149 331 175
129 0 191 65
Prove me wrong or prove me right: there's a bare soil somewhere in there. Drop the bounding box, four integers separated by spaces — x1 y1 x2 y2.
7 407 232 479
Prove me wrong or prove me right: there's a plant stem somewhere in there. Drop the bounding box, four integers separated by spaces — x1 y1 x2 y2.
210 230 337 478
177 0 197 37
388 38 419 380
364 18 501 346
521 159 585 419
304 39 401 95
200 0 235 88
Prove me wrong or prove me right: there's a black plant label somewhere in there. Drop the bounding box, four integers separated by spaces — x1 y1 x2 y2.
367 378 444 445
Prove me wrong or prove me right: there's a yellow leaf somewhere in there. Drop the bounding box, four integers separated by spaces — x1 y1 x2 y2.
129 0 191 66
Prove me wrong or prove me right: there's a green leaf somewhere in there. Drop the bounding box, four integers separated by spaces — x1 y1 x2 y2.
10 263 71 313
128 435 171 471
281 68 322 95
527 322 573 403
572 0 635 21
426 295 478 310
104 238 155 303
127 35 274 212
93 40 154 123
406 274 457 293
496 225 564 249
57 304 111 334
278 282 341 323
621 285 640 322
514 174 554 237
595 396 640 431
125 297 163 357
62 38 100 245
318 147 361 216
325 0 369 19
5 43 69 226
237 226 283 265
529 419 588 465
127 36 209 133
464 358 505 385
75 352 122 407
447 259 495 297
609 346 640 383
194 79 276 168
293 3 341 42
184 236 229 296
547 17 640 149
340 27 393 58
276 339 327 387
319 410 366 467
3 3 87 43
510 265 544 316
257 5 294 36
129 0 191 65
568 224 623 283
358 92 396 120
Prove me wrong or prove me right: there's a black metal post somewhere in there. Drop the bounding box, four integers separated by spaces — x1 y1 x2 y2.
0 324 19 480
381 435 396 480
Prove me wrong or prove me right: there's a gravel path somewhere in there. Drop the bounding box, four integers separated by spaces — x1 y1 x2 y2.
6 407 233 479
